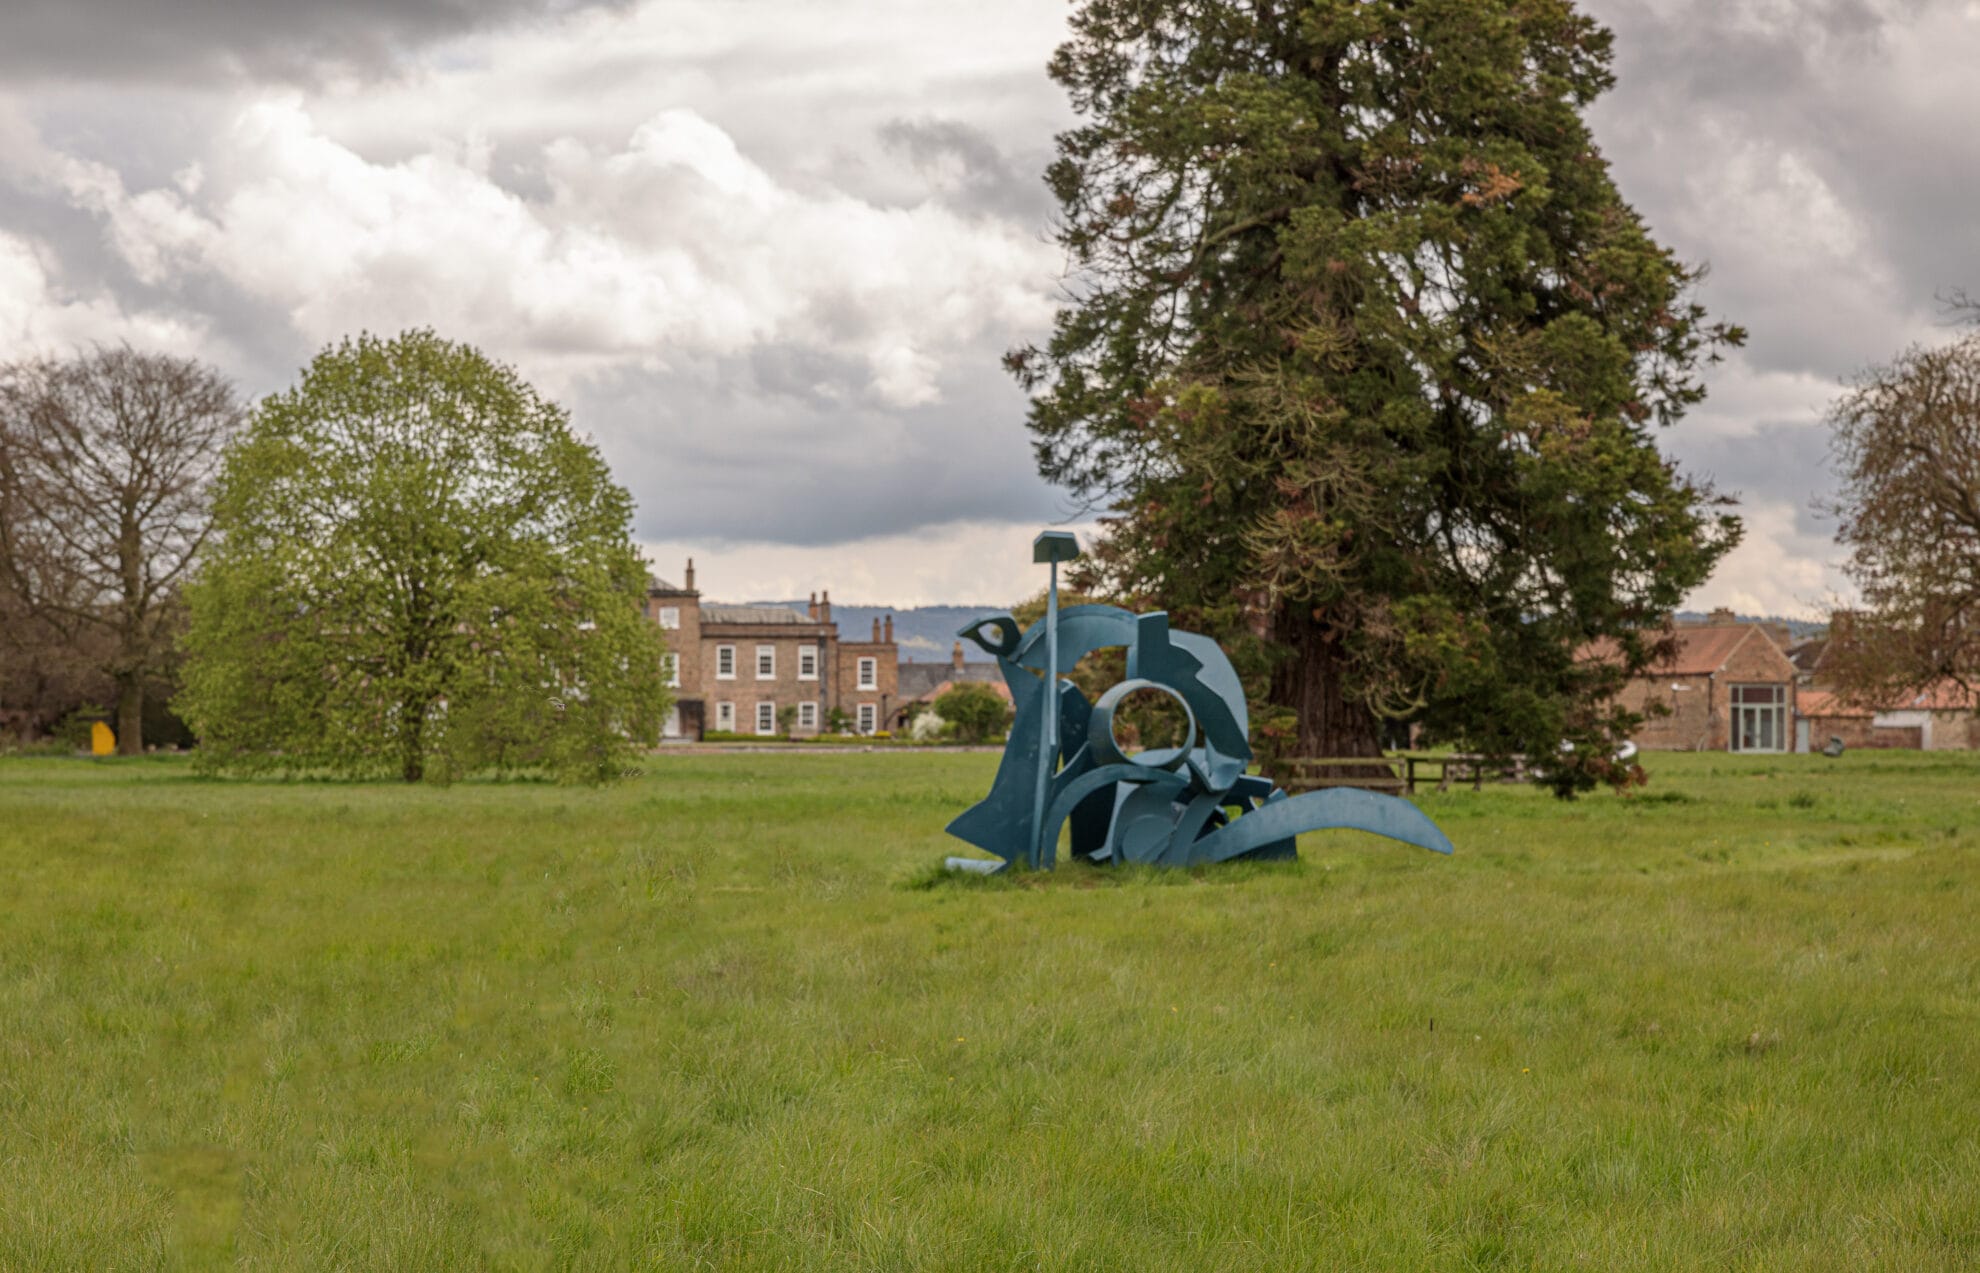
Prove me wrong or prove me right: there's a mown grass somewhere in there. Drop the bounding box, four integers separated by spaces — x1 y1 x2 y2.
0 750 1976 1270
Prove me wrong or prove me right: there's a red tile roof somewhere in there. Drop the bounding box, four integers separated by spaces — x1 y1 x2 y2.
1798 679 1977 716
1797 690 1871 719
1581 624 1781 677
1894 680 1980 711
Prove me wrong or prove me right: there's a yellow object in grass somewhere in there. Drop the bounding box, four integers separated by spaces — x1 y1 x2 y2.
90 721 116 757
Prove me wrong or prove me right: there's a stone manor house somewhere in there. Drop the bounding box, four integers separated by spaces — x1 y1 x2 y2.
645 561 898 740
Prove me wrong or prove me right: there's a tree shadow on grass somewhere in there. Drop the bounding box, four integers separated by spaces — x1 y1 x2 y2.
899 857 1307 892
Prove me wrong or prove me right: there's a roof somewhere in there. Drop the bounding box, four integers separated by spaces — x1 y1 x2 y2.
1797 679 1977 717
1788 637 1829 675
1797 690 1871 719
1894 680 1980 711
1582 624 1787 678
700 603 816 626
899 661 1000 701
910 678 1014 706
646 574 687 594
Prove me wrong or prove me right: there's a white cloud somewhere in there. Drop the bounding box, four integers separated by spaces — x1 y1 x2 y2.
1685 499 1852 620
4 0 1974 611
0 229 205 355
43 95 1057 408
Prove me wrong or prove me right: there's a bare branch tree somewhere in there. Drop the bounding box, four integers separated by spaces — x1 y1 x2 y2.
1938 288 1980 326
0 346 242 753
1825 332 1980 702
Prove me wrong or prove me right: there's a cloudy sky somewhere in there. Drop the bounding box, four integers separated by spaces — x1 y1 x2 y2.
3 0 1975 614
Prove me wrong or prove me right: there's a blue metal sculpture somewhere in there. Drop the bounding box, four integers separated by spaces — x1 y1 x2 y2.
945 532 1453 872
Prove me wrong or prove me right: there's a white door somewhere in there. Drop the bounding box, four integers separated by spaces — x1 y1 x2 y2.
662 706 681 738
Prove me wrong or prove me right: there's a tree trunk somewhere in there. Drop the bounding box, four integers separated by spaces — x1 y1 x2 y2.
117 517 146 756
1271 601 1383 761
401 706 426 783
115 673 144 756
401 712 425 780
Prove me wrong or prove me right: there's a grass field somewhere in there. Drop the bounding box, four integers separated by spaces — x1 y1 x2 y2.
1 750 1976 1270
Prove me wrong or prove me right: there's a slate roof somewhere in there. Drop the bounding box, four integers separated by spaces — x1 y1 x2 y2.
1788 637 1830 675
907 676 1013 706
700 603 816 626
899 660 1000 701
646 574 682 594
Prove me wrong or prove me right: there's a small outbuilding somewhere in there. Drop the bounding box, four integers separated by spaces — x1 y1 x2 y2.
1793 680 1980 752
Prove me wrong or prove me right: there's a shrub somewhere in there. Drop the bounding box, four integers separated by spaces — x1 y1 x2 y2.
933 683 1010 744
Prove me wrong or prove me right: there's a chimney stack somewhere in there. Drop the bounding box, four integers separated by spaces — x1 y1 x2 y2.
819 590 831 625
952 640 964 671
808 592 819 621
1830 609 1855 645
1708 606 1736 626
684 558 696 593
872 617 882 642
883 614 894 644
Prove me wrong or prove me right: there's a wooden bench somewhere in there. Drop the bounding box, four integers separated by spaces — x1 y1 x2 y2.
1274 756 1408 795
1276 754 1517 795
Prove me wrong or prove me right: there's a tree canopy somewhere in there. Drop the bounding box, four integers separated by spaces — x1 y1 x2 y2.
0 346 239 753
1825 332 1980 700
180 330 668 782
1009 0 1744 791
933 681 1011 744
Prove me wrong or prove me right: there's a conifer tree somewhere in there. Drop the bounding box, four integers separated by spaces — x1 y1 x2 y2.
1009 0 1744 789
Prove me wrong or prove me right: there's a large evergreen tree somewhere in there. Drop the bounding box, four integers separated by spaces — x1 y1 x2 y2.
180 331 668 783
1009 0 1744 789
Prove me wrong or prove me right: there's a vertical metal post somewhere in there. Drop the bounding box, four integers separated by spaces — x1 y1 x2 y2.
1029 558 1063 869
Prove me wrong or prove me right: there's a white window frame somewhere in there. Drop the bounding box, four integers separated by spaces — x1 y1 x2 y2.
756 644 775 680
662 652 680 688
1729 683 1788 754
798 646 818 681
657 606 680 630
798 701 817 730
716 645 735 679
858 703 877 734
756 701 777 735
715 702 734 731
857 657 877 691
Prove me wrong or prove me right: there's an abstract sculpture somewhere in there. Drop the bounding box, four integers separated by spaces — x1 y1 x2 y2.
944 532 1453 873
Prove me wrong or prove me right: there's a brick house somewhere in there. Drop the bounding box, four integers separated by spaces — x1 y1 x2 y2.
645 561 898 740
1589 611 1799 752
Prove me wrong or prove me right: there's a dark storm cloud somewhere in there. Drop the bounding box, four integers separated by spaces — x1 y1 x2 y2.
0 0 630 84
1576 0 1980 573
572 351 1062 547
878 118 1058 225
1588 0 1974 376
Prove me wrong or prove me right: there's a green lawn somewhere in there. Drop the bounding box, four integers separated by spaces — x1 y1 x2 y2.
1 751 1975 1270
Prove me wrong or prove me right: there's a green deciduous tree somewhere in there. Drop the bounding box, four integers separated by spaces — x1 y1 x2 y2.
1009 0 1744 792
933 681 1011 744
180 330 669 782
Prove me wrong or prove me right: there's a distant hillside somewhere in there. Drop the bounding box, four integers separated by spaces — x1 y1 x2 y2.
748 604 1827 662
1675 611 1827 641
764 603 1003 663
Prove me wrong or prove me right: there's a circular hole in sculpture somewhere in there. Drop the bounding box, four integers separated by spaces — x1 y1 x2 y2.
1108 683 1196 762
